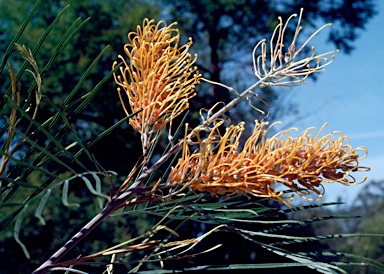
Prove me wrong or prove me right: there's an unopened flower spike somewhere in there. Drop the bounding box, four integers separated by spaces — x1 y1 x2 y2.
113 19 201 140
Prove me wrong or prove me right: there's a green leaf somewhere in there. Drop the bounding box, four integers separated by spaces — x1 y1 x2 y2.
0 0 43 73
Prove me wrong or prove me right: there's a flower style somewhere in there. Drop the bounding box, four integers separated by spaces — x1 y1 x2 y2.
253 8 338 87
168 121 369 206
113 19 201 134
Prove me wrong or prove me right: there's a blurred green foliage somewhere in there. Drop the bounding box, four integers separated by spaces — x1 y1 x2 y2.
0 0 162 175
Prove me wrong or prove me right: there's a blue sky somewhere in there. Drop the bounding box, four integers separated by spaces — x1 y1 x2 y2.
280 1 384 203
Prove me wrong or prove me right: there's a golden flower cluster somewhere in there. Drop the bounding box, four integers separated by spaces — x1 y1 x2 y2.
113 19 201 134
168 121 369 205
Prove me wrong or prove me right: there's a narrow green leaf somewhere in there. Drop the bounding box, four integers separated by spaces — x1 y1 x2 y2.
0 151 61 183
5 95 88 170
62 180 80 208
13 204 30 259
0 0 43 73
78 173 110 202
0 4 70 112
92 172 104 209
272 233 384 247
135 262 341 273
35 189 51 225
11 127 76 174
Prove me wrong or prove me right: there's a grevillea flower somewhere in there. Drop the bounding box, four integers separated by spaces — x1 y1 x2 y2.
113 19 201 134
168 121 369 206
253 8 338 87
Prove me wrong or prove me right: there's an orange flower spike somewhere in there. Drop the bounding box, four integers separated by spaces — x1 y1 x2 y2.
113 19 201 134
169 121 368 206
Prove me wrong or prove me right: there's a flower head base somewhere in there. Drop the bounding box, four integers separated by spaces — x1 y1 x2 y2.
168 121 369 206
113 19 201 134
253 8 339 87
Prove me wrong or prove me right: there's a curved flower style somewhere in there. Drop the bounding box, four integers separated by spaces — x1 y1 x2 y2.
253 8 338 87
113 19 201 134
168 121 369 206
